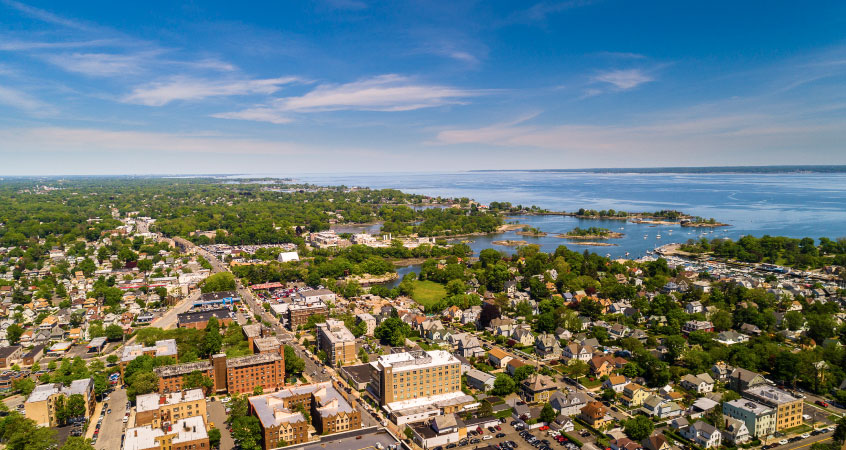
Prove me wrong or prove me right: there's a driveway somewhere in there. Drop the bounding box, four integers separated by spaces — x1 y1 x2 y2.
207 400 234 449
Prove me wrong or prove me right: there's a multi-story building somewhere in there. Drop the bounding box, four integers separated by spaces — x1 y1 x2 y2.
723 399 776 439
296 289 336 304
356 313 377 336
520 373 557 403
154 350 285 395
177 308 233 329
135 389 207 428
24 379 96 427
316 319 357 367
0 345 23 368
123 415 209 450
121 339 178 375
742 386 802 431
369 350 462 406
286 302 329 330
250 382 361 449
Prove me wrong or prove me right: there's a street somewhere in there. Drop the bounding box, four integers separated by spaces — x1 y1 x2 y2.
91 387 128 450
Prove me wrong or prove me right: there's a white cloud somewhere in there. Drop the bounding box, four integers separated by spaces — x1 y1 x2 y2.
276 74 479 112
0 39 120 51
43 52 153 77
123 76 301 106
2 0 92 31
0 127 304 155
0 84 54 115
211 108 292 124
593 69 653 90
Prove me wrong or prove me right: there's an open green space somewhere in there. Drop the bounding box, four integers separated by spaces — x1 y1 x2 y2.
411 280 447 308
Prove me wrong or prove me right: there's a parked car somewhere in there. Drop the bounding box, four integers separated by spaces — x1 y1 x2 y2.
816 400 829 408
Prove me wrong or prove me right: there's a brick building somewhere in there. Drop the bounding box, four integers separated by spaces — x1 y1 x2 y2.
316 319 357 367
154 349 285 395
287 302 328 330
135 389 207 428
249 382 361 449
177 308 233 329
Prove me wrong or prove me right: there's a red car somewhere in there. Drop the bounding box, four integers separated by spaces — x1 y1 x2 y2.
816 400 829 408
495 425 501 431
539 426 549 431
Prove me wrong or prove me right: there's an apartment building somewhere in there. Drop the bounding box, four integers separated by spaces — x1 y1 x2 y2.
723 399 777 438
154 351 285 395
369 350 462 406
356 313 377 336
24 378 95 427
316 319 357 367
742 386 802 431
287 302 329 330
177 308 233 329
123 415 209 450
121 339 178 375
250 382 361 450
135 389 207 428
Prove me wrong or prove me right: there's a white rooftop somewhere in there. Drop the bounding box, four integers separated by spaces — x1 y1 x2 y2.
121 339 178 363
123 416 207 450
384 391 476 416
136 388 205 413
372 350 458 373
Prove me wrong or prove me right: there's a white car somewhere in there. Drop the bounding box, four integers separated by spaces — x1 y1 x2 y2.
801 433 810 439
482 435 493 441
779 440 788 445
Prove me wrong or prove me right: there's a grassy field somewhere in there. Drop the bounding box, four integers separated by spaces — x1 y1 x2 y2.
411 280 447 308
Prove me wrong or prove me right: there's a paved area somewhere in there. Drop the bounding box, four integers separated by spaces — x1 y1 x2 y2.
92 387 128 450
207 400 235 449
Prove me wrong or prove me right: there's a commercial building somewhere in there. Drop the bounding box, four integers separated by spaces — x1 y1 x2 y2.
287 302 329 330
741 386 802 431
295 289 336 304
135 389 207 428
316 319 357 367
24 378 95 427
193 290 240 308
123 415 209 450
722 399 776 439
0 345 23 368
121 339 178 375
177 308 233 329
154 350 285 395
249 382 361 449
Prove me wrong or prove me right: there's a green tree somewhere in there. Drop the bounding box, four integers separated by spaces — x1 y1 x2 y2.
126 371 159 402
12 378 35 396
6 324 23 345
104 324 124 341
59 436 96 450
231 415 262 450
106 354 119 365
540 402 557 424
66 394 87 420
623 415 655 440
374 317 412 347
284 345 305 376
490 373 516 396
183 370 215 395
201 272 236 293
513 365 536 382
0 412 58 450
359 347 369 363
208 428 221 448
203 316 223 356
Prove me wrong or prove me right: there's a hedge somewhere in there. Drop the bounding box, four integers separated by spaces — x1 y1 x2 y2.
559 431 584 448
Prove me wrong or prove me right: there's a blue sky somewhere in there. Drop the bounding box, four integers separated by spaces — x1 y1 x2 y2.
1 0 845 175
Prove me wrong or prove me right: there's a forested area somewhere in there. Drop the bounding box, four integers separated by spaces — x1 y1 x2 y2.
681 235 846 269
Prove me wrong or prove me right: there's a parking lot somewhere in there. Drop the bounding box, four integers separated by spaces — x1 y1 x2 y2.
433 418 588 450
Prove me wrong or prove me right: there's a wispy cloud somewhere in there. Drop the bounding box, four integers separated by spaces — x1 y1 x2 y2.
43 52 156 77
123 76 302 106
595 51 646 60
277 74 479 112
593 69 653 90
211 108 293 124
2 0 92 31
510 0 597 23
0 84 54 115
322 0 368 10
0 38 121 51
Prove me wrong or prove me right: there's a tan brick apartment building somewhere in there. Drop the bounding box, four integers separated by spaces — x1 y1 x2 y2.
287 302 328 330
742 385 803 431
250 382 361 450
316 319 357 367
135 389 207 428
369 350 462 406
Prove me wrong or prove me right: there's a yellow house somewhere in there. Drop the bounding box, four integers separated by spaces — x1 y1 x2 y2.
620 383 650 407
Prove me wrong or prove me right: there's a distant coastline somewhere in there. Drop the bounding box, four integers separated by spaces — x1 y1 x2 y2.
469 165 846 174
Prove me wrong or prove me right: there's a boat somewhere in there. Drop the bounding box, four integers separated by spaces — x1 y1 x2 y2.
643 234 648 239
625 252 630 257
656 234 661 239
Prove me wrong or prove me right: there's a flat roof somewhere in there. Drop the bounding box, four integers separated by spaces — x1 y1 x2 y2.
317 319 356 344
137 388 205 413
178 308 231 324
123 416 207 450
250 382 354 428
227 352 283 369
340 364 373 386
384 391 476 416
87 337 108 348
281 427 400 450
373 350 458 373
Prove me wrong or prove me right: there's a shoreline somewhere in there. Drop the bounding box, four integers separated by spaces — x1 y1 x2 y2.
557 231 624 239
492 239 529 247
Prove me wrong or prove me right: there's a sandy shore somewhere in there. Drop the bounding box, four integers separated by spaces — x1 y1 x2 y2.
516 231 548 237
492 239 529 247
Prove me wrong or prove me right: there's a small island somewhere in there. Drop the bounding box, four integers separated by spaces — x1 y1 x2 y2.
567 241 619 247
492 239 529 246
557 226 624 239
516 226 547 237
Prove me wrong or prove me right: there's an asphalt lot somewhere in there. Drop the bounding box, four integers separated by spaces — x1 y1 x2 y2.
92 387 128 450
208 399 235 449
452 419 583 450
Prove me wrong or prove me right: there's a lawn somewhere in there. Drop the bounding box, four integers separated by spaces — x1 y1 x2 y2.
411 280 447 308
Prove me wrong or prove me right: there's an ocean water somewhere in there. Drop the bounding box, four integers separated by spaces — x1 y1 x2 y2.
285 171 846 284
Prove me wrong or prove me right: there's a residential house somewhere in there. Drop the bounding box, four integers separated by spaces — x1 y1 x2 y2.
520 373 557 403
685 301 703 314
465 369 496 392
512 327 535 347
603 375 629 393
535 334 562 360
680 373 715 394
728 368 767 392
589 356 615 377
722 399 776 438
487 348 513 369
640 395 682 419
723 417 751 444
549 391 591 417
682 320 713 334
683 421 722 449
715 330 748 345
579 401 611 429
641 434 670 450
620 383 650 407
562 343 593 364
